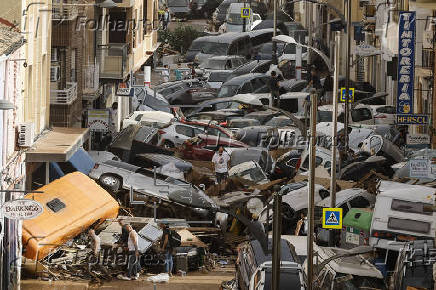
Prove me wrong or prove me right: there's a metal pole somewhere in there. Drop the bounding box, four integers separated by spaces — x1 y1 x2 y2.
329 31 341 247
307 1 313 65
344 0 352 151
272 0 277 64
243 1 246 32
272 191 282 290
307 89 317 290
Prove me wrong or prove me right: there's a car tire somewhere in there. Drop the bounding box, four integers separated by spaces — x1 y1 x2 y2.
163 140 175 149
99 174 121 192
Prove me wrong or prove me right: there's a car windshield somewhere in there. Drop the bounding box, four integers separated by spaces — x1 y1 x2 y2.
190 41 208 51
168 0 188 6
260 43 284 54
202 42 229 55
202 59 227 69
209 72 230 82
227 13 244 25
218 85 239 98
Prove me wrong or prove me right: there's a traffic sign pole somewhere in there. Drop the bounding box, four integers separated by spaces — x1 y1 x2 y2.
307 89 318 290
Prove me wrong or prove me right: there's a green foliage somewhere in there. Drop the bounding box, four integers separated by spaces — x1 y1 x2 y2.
158 25 204 54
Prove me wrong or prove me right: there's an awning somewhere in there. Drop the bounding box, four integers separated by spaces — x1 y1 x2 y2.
25 127 89 162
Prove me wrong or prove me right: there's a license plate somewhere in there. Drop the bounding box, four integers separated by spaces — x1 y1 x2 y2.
345 232 360 245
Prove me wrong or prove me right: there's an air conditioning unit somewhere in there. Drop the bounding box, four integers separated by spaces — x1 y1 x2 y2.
50 66 60 82
18 123 35 147
51 48 58 62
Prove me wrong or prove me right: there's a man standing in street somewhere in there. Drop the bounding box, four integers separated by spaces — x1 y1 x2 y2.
269 71 281 108
119 224 141 280
162 7 171 30
160 223 174 277
174 63 183 81
212 146 231 194
162 65 170 83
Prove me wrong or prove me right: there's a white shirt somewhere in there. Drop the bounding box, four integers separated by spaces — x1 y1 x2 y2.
212 151 230 173
90 232 101 254
128 230 139 251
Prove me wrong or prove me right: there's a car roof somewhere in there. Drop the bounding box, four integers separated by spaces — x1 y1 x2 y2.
316 188 370 207
223 73 267 85
211 32 250 43
231 60 272 74
229 2 250 10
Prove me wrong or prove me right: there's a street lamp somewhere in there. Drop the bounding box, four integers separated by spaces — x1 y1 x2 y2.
272 34 333 73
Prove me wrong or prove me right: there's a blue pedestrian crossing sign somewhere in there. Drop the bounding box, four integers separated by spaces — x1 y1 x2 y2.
322 208 342 229
241 7 251 18
340 87 354 103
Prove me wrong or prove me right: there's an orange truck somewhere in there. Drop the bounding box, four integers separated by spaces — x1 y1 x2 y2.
22 172 119 260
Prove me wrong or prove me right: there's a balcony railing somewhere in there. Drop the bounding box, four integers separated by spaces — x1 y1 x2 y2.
50 82 78 105
52 3 78 21
97 44 128 80
83 64 100 95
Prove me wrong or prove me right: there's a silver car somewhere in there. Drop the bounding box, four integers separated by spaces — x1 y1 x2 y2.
157 122 205 148
89 160 217 209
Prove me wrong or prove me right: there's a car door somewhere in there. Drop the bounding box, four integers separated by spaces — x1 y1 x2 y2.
174 125 195 145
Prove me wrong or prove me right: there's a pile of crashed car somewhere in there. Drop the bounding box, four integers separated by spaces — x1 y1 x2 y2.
21 103 436 289
21 18 436 289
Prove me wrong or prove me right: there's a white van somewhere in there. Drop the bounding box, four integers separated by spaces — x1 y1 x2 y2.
370 181 435 251
223 3 261 32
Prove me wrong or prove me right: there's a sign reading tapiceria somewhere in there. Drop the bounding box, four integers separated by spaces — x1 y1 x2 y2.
396 11 416 116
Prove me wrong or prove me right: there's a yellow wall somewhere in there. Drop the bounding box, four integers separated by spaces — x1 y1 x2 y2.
21 0 52 135
130 0 158 73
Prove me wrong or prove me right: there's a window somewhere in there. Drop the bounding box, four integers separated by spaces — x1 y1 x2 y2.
239 82 252 94
175 125 194 137
349 196 370 208
50 66 60 82
376 106 396 114
351 108 372 122
391 199 432 215
193 127 204 136
206 127 221 136
134 114 144 121
388 218 430 234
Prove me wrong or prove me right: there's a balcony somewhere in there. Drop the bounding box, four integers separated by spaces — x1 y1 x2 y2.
97 44 128 80
52 3 79 21
112 0 134 8
50 82 78 105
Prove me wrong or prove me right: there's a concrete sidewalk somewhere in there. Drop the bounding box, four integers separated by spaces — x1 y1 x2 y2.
21 268 235 290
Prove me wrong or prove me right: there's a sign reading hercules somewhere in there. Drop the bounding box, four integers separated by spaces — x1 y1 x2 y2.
396 11 416 115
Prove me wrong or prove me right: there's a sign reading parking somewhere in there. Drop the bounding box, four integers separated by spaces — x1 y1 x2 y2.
322 208 342 229
241 7 251 18
340 87 354 103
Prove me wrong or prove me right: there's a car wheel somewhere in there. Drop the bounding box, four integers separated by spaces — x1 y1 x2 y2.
163 140 175 149
99 174 121 192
